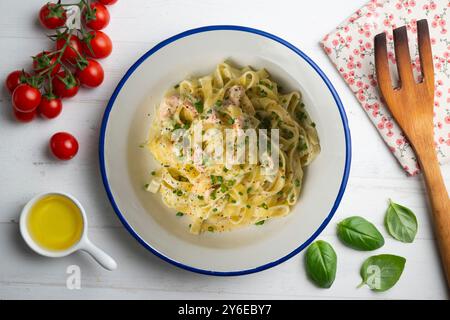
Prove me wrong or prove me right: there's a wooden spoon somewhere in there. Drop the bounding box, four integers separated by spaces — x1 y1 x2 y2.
375 19 450 288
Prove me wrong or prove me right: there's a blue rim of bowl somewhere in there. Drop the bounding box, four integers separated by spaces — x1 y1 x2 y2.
99 25 352 276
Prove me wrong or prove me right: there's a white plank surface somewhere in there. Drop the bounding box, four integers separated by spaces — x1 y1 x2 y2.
0 0 448 300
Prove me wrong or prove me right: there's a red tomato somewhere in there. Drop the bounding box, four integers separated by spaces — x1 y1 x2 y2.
56 34 83 63
32 51 61 76
39 3 67 29
39 95 63 119
5 70 29 94
76 59 104 88
12 84 41 113
50 132 79 160
83 31 112 59
13 108 37 122
99 0 118 5
52 72 80 98
83 3 110 30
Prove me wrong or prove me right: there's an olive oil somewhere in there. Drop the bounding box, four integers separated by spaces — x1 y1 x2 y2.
27 195 83 251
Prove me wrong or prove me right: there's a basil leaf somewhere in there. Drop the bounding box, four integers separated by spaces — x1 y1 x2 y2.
385 200 418 243
305 240 337 288
359 254 406 292
337 216 385 251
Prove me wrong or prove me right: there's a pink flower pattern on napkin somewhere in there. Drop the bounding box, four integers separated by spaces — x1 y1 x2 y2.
321 0 450 176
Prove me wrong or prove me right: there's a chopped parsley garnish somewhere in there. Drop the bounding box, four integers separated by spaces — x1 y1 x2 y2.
223 167 229 173
238 191 244 196
176 190 183 196
151 171 156 176
228 179 236 187
144 183 149 189
211 190 217 200
255 220 265 226
296 111 307 121
212 208 218 212
176 212 184 217
247 187 252 194
197 195 204 200
246 204 251 209
174 84 180 89
208 226 214 232
311 122 316 128
298 143 308 151
295 179 301 187
215 100 223 107
228 117 235 125
260 203 269 210
194 101 204 113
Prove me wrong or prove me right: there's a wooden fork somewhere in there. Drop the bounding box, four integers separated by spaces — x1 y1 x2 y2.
375 19 450 288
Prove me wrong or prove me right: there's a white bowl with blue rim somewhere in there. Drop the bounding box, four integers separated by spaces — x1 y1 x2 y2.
100 26 351 276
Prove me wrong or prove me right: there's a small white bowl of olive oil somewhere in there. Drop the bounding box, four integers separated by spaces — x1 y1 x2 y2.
20 192 117 271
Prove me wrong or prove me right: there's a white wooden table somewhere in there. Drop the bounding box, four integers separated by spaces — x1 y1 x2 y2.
0 0 448 300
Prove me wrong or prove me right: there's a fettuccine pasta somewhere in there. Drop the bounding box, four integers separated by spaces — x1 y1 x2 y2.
145 62 320 234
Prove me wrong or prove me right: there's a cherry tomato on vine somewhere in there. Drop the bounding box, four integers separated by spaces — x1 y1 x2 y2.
83 3 110 30
56 34 83 63
76 59 104 88
39 2 67 29
83 31 112 59
99 0 118 5
50 132 79 160
5 70 29 94
52 71 80 98
32 51 61 76
12 84 41 113
13 108 37 123
39 94 63 119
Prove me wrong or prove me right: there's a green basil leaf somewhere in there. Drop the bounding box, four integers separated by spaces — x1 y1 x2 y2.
385 200 418 243
359 254 406 292
337 216 385 251
305 240 337 288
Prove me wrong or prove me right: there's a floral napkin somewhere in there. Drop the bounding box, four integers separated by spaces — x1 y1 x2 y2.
321 0 450 176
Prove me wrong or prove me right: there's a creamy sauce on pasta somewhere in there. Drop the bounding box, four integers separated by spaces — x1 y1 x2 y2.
145 62 320 234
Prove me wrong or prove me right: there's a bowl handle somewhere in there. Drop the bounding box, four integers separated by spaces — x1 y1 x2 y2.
81 239 117 271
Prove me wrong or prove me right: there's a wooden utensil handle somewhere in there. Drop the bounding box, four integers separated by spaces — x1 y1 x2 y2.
415 146 450 287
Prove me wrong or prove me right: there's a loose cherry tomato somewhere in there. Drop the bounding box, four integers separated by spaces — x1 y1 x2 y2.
99 0 118 5
52 71 80 98
13 108 37 122
39 2 67 29
39 94 63 119
12 84 41 113
76 59 104 88
5 70 29 94
83 31 112 59
32 51 61 76
83 3 110 30
50 132 79 160
56 34 83 63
